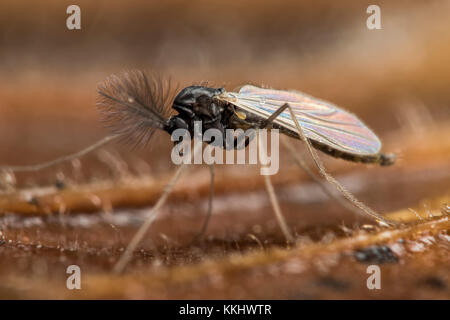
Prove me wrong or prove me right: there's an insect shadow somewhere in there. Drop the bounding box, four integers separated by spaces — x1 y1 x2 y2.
0 70 398 273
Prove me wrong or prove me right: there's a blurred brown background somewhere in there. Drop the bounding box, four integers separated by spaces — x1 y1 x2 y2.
1 0 449 175
0 0 449 299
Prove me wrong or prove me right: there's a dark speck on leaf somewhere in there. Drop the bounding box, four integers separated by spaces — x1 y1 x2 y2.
55 180 65 190
354 245 398 264
419 276 447 290
27 197 39 206
317 276 350 291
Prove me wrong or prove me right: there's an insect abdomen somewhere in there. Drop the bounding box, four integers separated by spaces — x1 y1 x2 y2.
310 140 396 166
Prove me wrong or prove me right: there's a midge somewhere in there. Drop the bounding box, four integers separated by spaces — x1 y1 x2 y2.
1 70 397 273
165 83 395 166
106 73 394 166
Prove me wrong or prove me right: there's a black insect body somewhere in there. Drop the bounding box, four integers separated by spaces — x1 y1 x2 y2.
168 86 224 145
167 86 253 150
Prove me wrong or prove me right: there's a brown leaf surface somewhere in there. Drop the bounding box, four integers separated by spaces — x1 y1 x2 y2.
0 0 449 299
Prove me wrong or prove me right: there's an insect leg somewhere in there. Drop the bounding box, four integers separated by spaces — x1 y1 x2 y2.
285 105 398 227
113 163 187 274
0 134 120 173
281 138 366 215
224 128 253 150
113 141 203 274
261 103 359 218
260 103 290 129
258 129 295 243
189 164 215 244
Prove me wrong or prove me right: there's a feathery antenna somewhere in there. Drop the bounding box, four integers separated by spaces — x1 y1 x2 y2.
97 70 176 149
1 70 176 173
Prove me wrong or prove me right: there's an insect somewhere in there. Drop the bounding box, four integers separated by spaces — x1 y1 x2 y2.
1 70 397 273
98 72 395 167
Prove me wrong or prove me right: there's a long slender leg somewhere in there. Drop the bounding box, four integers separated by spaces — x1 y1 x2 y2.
285 105 397 227
113 164 186 274
258 102 396 226
0 135 119 172
189 164 215 244
281 138 360 214
258 129 294 243
260 103 289 129
113 141 203 274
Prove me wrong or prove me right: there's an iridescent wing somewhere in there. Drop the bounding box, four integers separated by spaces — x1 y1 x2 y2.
218 85 382 156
